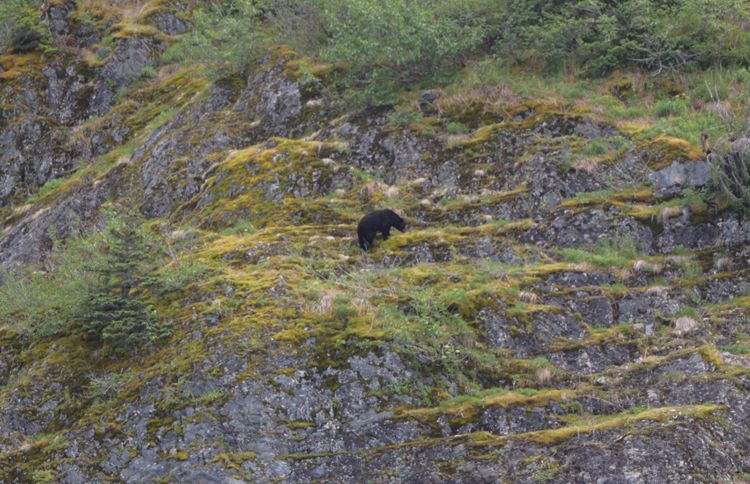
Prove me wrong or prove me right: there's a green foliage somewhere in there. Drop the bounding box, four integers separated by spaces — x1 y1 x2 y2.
0 230 101 338
505 0 750 76
86 371 130 401
139 66 157 80
445 121 469 134
160 0 750 107
320 0 482 105
0 210 172 350
675 307 699 319
560 237 639 269
256 0 328 53
152 260 208 295
653 98 691 118
219 221 256 236
75 213 168 353
385 105 423 129
721 342 750 355
333 295 357 321
26 176 68 204
379 290 476 380
163 0 263 74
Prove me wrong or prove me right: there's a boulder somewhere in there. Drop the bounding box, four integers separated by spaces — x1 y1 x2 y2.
650 159 711 195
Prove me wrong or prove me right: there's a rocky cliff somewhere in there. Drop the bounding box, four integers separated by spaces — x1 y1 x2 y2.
1 1 749 483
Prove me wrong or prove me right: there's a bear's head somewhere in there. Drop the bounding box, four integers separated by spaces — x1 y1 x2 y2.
390 210 406 232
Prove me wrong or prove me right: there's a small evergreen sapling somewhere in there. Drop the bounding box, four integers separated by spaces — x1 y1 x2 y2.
77 215 167 353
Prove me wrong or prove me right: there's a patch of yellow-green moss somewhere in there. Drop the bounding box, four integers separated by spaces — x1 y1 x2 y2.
212 451 257 471
638 135 704 170
0 53 42 81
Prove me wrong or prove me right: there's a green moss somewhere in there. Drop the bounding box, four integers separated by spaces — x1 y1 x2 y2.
212 451 257 471
401 387 581 426
164 450 189 461
638 135 703 170
559 237 640 269
515 404 721 445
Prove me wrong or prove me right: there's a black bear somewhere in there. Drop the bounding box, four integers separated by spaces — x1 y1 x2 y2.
11 28 42 54
357 209 406 251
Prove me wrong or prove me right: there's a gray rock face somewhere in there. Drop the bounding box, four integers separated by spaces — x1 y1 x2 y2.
234 59 304 136
650 159 711 195
46 2 76 37
3 6 750 482
0 164 126 267
525 208 654 251
150 11 189 35
0 117 74 205
0 55 106 205
101 37 161 90
570 296 614 327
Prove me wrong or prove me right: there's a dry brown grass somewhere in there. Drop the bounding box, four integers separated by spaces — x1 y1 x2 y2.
436 84 518 118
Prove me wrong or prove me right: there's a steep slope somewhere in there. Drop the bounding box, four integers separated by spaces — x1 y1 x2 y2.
1 1 750 483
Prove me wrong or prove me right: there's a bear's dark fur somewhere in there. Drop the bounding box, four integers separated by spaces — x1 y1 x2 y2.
357 209 406 251
11 28 42 54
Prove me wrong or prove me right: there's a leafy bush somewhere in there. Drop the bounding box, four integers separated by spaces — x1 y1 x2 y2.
560 237 639 268
320 0 482 105
153 260 208 295
385 105 422 129
468 0 750 76
162 0 750 105
380 291 475 378
163 0 263 74
445 121 469 134
256 0 328 54
653 98 691 118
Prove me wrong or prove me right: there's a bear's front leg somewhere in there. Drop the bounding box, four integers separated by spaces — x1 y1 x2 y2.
381 226 391 240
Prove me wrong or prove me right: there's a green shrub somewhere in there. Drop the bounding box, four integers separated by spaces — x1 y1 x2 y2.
139 66 157 80
653 98 691 118
385 106 422 129
320 0 482 105
256 0 327 54
445 121 469 134
153 260 208 295
721 342 750 355
164 0 263 74
26 176 67 204
333 295 357 321
480 0 750 76
380 291 474 378
162 0 750 105
560 237 639 269
219 221 256 236
0 231 101 338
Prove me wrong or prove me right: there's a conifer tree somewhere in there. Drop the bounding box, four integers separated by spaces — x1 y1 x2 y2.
77 214 163 353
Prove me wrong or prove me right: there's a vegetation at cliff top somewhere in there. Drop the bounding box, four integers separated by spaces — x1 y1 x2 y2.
165 0 750 105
